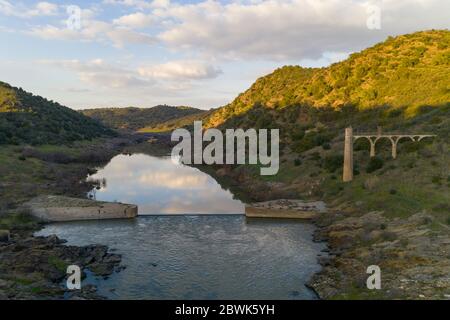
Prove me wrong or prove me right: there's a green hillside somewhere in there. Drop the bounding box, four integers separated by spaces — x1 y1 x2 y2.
82 105 207 132
207 30 450 128
139 109 214 133
0 82 115 145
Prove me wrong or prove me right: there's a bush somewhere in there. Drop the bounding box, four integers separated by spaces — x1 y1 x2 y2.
322 142 331 150
431 175 442 185
294 158 302 166
322 154 344 173
366 156 384 173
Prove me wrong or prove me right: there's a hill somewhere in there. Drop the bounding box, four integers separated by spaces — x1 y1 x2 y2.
206 30 450 128
0 82 115 145
138 108 214 133
81 105 208 132
196 30 450 299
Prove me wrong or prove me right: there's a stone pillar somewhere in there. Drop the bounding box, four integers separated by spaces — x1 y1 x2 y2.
343 127 353 182
369 138 376 157
391 137 397 159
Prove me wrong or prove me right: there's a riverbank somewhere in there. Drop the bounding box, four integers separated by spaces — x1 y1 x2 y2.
0 135 145 299
198 141 449 300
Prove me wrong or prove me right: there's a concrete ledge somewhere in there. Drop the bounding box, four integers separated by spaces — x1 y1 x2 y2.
245 199 326 219
24 195 138 222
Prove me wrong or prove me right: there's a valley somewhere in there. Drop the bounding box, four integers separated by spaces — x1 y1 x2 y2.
0 30 449 300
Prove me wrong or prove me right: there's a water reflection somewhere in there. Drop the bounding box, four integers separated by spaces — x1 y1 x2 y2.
88 154 245 215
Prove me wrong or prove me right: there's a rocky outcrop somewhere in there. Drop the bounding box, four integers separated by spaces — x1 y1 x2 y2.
308 211 450 300
23 195 138 222
245 199 326 219
0 232 122 299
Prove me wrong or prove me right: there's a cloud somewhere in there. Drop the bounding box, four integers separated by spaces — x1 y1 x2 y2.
154 0 450 60
138 60 222 80
40 59 154 88
40 58 220 90
0 1 59 18
102 0 169 10
113 12 155 28
29 2 58 16
29 19 156 48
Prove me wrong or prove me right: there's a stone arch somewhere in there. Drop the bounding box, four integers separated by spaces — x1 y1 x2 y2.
389 136 415 159
354 135 390 157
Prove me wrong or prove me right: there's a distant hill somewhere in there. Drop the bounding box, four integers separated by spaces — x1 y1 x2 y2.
81 105 207 132
138 109 214 133
206 30 450 128
0 82 115 145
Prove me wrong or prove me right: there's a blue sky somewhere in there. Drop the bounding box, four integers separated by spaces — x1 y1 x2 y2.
1 0 449 110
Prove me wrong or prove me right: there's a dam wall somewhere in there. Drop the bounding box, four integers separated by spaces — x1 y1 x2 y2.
24 195 138 222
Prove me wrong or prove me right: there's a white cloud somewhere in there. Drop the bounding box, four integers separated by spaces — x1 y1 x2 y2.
103 0 170 9
40 58 221 89
138 60 222 80
30 2 58 16
40 59 154 88
29 19 156 48
113 12 155 28
0 1 59 18
154 0 450 60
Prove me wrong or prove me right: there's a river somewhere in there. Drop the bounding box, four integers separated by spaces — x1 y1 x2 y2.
36 153 325 299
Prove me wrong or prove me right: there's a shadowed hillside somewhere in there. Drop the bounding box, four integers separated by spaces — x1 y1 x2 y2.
0 82 115 145
82 105 208 132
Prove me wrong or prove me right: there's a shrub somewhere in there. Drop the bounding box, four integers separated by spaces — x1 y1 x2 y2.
431 175 442 185
294 158 302 166
366 156 384 173
322 142 331 150
389 188 397 195
322 154 344 173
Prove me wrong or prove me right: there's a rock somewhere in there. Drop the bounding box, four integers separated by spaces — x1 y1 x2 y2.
0 230 10 242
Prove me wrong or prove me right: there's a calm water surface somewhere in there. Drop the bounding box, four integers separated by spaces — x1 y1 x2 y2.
87 154 245 215
36 153 325 299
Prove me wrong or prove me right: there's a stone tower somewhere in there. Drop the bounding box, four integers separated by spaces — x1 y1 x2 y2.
343 127 353 182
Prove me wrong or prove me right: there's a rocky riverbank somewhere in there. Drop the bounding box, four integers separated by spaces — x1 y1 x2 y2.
0 135 152 299
0 229 122 299
203 163 450 300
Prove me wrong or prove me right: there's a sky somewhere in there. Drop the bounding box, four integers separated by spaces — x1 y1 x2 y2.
1 0 449 110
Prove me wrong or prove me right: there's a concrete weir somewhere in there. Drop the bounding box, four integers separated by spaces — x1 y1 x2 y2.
24 195 138 222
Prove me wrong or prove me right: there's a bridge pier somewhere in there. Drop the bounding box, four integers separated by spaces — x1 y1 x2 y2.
390 137 398 159
369 138 376 157
343 127 353 182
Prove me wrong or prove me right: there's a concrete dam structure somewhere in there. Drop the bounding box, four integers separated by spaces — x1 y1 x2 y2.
24 195 138 222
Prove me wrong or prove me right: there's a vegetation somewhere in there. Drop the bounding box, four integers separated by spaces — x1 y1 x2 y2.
139 109 214 133
366 156 384 173
196 30 449 227
0 82 115 145
81 105 208 132
206 30 450 128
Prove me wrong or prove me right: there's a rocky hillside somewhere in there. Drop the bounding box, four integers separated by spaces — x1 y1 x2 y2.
82 105 208 132
206 30 450 128
0 82 115 145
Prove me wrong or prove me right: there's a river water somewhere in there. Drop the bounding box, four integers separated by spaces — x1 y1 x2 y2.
36 153 325 299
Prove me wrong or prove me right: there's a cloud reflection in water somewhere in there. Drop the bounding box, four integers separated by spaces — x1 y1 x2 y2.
88 154 245 215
